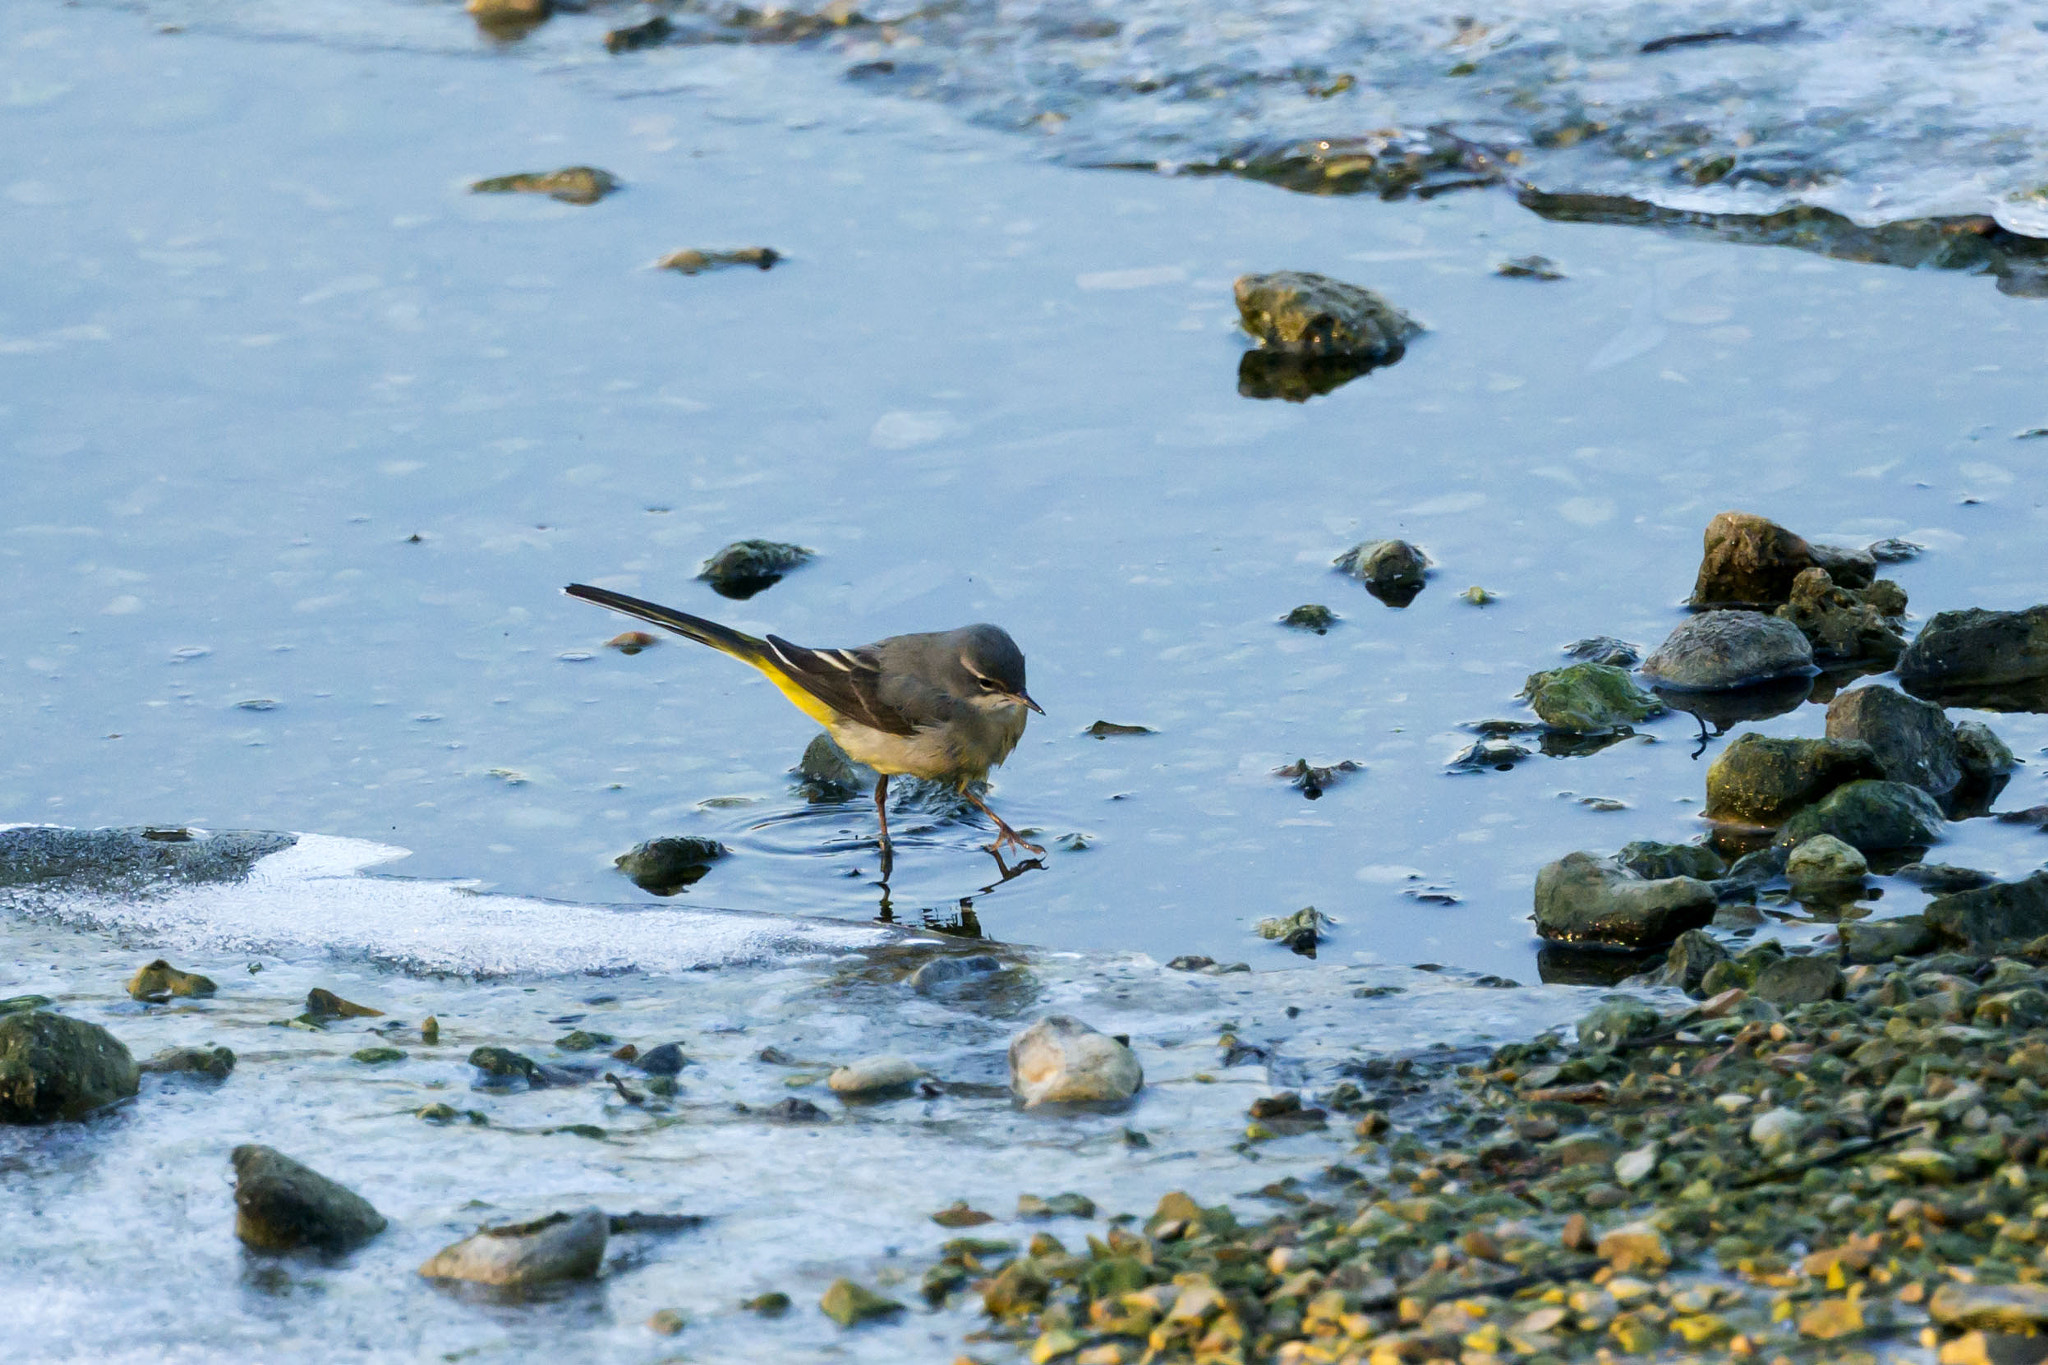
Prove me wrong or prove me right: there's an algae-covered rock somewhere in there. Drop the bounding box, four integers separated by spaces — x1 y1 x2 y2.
1897 605 2048 710
1777 780 1945 852
827 1055 921 1097
1564 636 1642 668
1641 611 1815 691
1784 835 1868 903
697 539 812 599
1823 684 1962 797
1703 733 1882 826
1751 954 1843 1006
0 1011 139 1123
1576 997 1661 1051
615 836 726 895
657 247 780 276
1532 852 1717 948
1333 539 1428 607
1925 872 2048 955
1520 663 1663 733
468 1046 541 1084
419 1207 606 1286
820 1277 904 1327
1776 568 1906 663
1233 271 1421 360
127 959 217 1001
1688 511 1819 608
140 1045 236 1079
1654 929 1730 996
1838 916 1935 964
231 1145 386 1252
1281 604 1336 633
470 166 613 204
1617 840 1726 882
1008 1015 1142 1107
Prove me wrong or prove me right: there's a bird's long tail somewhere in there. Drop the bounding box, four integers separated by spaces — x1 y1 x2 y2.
563 584 769 665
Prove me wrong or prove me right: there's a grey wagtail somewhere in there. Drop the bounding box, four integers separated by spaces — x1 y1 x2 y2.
564 584 1045 871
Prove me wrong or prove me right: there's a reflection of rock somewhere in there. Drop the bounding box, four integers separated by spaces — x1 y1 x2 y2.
1536 729 1634 759
1777 780 1945 854
1535 942 1663 986
1823 684 1961 798
469 166 613 204
1651 672 1812 730
1703 733 1881 826
1532 852 1717 948
1333 539 1428 607
419 1208 607 1287
1008 1015 1143 1107
1776 568 1906 664
697 539 812 599
1642 610 1815 690
1520 663 1663 733
615 836 726 895
0 1011 139 1123
1234 271 1421 360
232 1145 386 1253
1898 606 2048 711
1236 350 1377 401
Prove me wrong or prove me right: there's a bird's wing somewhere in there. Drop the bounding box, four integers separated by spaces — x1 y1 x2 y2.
762 636 922 736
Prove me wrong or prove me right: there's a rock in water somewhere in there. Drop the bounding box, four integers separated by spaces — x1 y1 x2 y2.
1808 542 1878 589
1702 733 1882 826
1654 929 1729 996
305 987 383 1020
140 1045 235 1079
1823 684 1962 798
1752 954 1844 1006
1640 611 1815 691
657 247 780 275
468 165 612 204
127 958 218 1001
696 539 812 599
1955 721 2017 783
1520 663 1663 733
1897 605 2048 709
1784 835 1868 902
0 1011 139 1123
1839 916 1935 964
1688 511 1819 608
827 1055 921 1097
419 1207 607 1286
231 1145 386 1252
1563 636 1642 668
794 732 874 801
1776 568 1906 663
1532 853 1717 948
908 954 1002 994
614 836 726 895
1777 780 1945 853
1924 872 2048 954
1333 539 1429 607
1616 840 1726 881
1233 271 1421 361
1008 1016 1143 1107
820 1278 904 1326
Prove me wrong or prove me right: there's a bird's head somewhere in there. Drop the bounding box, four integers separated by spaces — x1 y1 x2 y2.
955 625 1043 715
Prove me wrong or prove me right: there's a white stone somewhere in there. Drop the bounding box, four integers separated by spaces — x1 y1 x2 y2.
418 1207 607 1286
1007 1015 1143 1108
1614 1142 1660 1187
1748 1106 1807 1155
827 1054 921 1096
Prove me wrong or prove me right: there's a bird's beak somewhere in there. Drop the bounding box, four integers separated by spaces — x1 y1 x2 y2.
1017 690 1045 715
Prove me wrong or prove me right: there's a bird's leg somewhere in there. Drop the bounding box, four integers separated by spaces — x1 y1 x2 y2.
963 790 1045 856
873 773 893 881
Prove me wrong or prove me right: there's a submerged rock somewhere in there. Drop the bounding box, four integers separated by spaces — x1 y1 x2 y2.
828 1054 921 1097
1897 605 2048 709
1497 254 1564 280
1520 662 1663 733
1641 611 1814 691
469 166 613 204
127 959 217 1001
657 247 781 275
1778 780 1945 853
1008 1015 1143 1107
1702 733 1882 826
231 1145 386 1253
909 954 1003 994
1776 568 1906 663
1333 539 1428 607
1823 684 1962 798
1784 835 1868 903
697 539 812 599
1563 636 1642 668
141 1045 235 1079
0 825 295 890
615 836 726 895
1532 852 1717 948
1925 872 2048 954
1233 271 1421 361
0 1011 139 1123
1688 511 1822 608
419 1207 607 1286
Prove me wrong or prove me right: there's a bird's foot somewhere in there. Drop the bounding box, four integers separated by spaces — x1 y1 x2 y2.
982 830 1046 858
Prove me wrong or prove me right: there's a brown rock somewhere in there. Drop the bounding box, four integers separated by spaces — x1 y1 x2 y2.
1690 511 1817 608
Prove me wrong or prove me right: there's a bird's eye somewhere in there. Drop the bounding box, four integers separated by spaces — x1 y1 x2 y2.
978 677 1002 691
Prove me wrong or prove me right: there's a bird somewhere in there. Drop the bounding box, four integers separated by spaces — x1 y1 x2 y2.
564 583 1044 875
